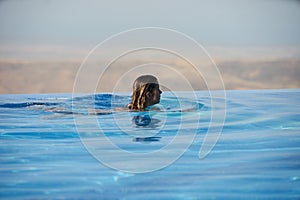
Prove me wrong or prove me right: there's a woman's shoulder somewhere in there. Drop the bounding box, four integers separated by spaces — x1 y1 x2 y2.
114 106 130 112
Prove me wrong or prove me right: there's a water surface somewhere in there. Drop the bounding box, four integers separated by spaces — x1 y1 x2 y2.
0 89 299 199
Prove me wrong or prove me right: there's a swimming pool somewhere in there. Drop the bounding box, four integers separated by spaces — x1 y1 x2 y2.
0 89 299 199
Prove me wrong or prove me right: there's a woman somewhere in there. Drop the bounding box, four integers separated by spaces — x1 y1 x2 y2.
127 75 162 111
88 75 162 115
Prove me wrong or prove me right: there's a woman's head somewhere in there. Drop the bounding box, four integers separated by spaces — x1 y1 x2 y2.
128 75 162 111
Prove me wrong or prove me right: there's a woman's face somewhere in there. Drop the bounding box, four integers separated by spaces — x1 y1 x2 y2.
147 84 162 106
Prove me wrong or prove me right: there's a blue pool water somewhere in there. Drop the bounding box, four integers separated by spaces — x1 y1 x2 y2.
0 89 299 199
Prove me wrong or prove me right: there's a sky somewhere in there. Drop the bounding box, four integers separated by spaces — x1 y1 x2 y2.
0 0 299 47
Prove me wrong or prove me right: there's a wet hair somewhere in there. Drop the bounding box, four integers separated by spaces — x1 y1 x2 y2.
128 75 159 111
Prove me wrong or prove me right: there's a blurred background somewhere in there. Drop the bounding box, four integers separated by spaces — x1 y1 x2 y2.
0 0 299 93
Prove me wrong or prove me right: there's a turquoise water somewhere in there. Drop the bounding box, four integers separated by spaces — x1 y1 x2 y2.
0 89 299 199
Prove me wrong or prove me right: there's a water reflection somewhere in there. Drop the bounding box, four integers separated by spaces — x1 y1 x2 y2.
132 113 161 129
133 137 161 142
132 114 151 126
131 113 162 142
